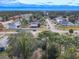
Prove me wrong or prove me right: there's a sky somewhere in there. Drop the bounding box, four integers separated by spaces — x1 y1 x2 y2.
19 0 79 5
0 0 18 4
0 0 79 5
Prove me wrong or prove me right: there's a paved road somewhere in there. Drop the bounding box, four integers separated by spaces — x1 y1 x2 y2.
0 18 79 35
0 56 9 59
0 32 18 34
45 18 79 33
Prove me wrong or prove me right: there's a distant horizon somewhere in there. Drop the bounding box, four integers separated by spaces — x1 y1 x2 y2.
0 5 79 11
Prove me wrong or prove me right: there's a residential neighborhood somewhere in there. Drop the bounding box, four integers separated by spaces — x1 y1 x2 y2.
1 11 79 59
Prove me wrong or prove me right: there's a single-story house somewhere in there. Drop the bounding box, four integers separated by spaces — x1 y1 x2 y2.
8 20 21 29
55 17 63 23
30 21 40 28
1 19 21 29
0 36 9 51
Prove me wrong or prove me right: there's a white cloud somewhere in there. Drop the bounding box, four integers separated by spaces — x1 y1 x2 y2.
18 0 79 5
0 0 18 4
0 0 79 6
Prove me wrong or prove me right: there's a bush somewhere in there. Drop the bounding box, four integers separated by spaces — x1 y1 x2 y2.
48 45 59 59
69 29 74 34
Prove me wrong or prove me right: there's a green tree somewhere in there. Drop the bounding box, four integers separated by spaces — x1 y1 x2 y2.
69 29 74 35
48 44 59 59
7 31 35 59
38 31 60 59
20 19 28 27
64 46 77 59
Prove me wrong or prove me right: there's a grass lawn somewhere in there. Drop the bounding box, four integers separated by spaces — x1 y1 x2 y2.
0 51 8 56
38 25 47 32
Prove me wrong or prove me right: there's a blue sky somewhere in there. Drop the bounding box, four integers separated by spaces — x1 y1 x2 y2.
0 0 79 5
0 0 79 11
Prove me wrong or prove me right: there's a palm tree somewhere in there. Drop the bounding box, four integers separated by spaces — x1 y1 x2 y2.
48 44 59 59
7 31 35 59
38 31 60 59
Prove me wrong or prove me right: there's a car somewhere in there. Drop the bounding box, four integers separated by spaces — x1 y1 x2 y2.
48 27 50 29
0 47 5 52
33 29 37 31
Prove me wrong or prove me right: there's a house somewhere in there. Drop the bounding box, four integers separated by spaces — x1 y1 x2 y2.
56 16 69 26
0 17 3 22
1 20 13 29
1 19 21 29
3 15 22 29
58 19 68 26
13 19 21 27
8 20 21 29
55 16 63 23
30 21 40 28
0 36 9 51
20 14 32 20
9 15 22 21
0 23 4 31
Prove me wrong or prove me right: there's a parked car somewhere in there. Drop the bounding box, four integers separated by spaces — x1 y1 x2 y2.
0 47 5 52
